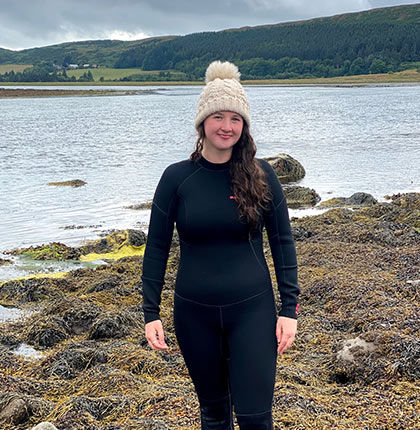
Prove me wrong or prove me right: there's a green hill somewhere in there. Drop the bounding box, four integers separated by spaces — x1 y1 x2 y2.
2 36 176 68
1 4 419 81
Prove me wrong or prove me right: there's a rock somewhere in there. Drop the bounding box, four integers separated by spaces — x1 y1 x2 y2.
32 423 58 430
0 258 12 266
337 337 377 363
42 341 108 379
88 311 140 340
127 229 147 246
320 192 377 208
0 397 27 425
124 201 153 210
62 305 102 334
87 275 122 293
291 226 315 241
47 179 87 187
263 154 306 184
390 192 420 210
284 185 321 209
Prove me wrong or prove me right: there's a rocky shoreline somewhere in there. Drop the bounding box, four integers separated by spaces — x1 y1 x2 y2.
0 157 419 429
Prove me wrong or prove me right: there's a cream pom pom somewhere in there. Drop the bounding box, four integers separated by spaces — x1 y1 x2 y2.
205 61 241 84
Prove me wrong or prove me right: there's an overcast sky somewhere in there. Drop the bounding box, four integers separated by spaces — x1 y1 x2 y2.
1 0 419 50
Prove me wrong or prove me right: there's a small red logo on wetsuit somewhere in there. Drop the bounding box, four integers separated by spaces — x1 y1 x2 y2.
296 304 300 314
229 195 237 200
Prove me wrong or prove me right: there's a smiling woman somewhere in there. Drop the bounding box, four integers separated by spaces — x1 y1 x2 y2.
141 60 300 429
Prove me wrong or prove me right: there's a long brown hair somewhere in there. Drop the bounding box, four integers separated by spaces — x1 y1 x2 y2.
190 121 272 236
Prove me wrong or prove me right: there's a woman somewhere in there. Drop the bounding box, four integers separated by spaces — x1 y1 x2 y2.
142 61 300 429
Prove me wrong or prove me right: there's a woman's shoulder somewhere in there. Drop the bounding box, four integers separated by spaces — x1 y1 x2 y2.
255 157 274 176
159 158 200 185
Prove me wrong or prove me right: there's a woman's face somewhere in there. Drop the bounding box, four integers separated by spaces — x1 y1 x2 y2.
203 111 244 153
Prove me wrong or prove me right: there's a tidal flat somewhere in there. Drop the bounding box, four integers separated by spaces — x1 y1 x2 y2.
0 192 419 429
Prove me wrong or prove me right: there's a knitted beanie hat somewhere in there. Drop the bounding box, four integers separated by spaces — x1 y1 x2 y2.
194 61 250 130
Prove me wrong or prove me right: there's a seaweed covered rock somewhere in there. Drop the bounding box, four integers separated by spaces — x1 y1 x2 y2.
263 154 305 184
0 258 12 266
87 275 122 293
88 310 142 340
320 192 377 208
284 185 320 208
47 179 86 187
26 316 69 348
41 341 108 379
6 242 82 261
0 393 53 427
82 229 147 256
390 192 420 210
62 304 102 335
0 278 65 303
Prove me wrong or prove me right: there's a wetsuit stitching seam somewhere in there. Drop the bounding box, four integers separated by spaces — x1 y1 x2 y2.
177 166 203 193
152 201 168 216
273 195 286 210
249 239 268 273
174 288 271 308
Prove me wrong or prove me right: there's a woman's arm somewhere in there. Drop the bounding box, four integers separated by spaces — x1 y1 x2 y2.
260 159 300 319
141 165 178 324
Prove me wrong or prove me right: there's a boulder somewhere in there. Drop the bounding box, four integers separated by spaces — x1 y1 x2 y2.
337 337 377 363
263 154 305 184
32 423 58 430
320 192 377 208
0 397 27 425
284 185 320 209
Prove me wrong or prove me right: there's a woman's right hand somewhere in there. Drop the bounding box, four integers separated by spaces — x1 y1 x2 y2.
145 319 168 350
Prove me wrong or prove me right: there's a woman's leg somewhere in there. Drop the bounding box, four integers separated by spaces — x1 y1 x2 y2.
174 293 234 429
222 288 278 430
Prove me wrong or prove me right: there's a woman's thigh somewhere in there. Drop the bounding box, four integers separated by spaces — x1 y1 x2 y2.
222 288 278 415
174 293 231 402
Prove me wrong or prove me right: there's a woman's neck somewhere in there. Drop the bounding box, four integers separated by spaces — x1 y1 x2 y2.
201 147 232 164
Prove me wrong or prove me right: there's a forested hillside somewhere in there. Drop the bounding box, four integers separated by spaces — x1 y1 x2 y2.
115 4 420 79
1 4 419 81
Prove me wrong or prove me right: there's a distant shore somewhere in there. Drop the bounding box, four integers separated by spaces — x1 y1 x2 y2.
0 88 157 98
1 69 419 95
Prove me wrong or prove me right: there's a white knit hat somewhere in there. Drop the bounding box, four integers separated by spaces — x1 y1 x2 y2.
194 61 250 130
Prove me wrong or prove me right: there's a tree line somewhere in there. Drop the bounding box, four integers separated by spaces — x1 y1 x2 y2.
0 63 94 82
116 21 420 79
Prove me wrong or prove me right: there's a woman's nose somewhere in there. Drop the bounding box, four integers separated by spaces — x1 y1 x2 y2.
220 119 232 131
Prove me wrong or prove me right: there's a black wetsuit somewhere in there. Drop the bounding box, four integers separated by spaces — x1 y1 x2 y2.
141 155 299 429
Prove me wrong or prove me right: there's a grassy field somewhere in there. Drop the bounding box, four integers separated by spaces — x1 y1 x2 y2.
66 67 186 81
0 64 32 74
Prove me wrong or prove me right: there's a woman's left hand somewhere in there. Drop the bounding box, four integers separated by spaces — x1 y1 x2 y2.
276 316 297 356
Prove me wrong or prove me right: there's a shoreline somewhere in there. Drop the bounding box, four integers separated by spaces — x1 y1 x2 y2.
1 69 420 95
0 193 419 428
1 81 419 99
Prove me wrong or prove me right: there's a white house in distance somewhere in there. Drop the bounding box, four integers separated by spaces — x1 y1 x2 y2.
68 64 79 69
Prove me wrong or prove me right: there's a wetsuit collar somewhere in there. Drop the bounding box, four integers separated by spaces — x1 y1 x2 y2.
198 155 231 171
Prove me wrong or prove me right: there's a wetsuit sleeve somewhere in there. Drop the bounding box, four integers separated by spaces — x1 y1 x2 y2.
141 165 177 324
260 160 300 319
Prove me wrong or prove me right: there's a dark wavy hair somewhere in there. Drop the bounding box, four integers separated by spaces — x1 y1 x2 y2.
190 121 272 236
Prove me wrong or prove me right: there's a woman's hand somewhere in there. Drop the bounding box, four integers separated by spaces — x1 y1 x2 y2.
276 316 297 355
145 319 168 350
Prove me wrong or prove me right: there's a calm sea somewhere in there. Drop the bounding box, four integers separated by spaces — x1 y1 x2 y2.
1 84 419 278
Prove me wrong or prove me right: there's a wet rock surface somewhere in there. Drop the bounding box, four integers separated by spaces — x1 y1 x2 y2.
263 154 306 184
284 185 321 208
320 192 378 208
0 193 419 428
